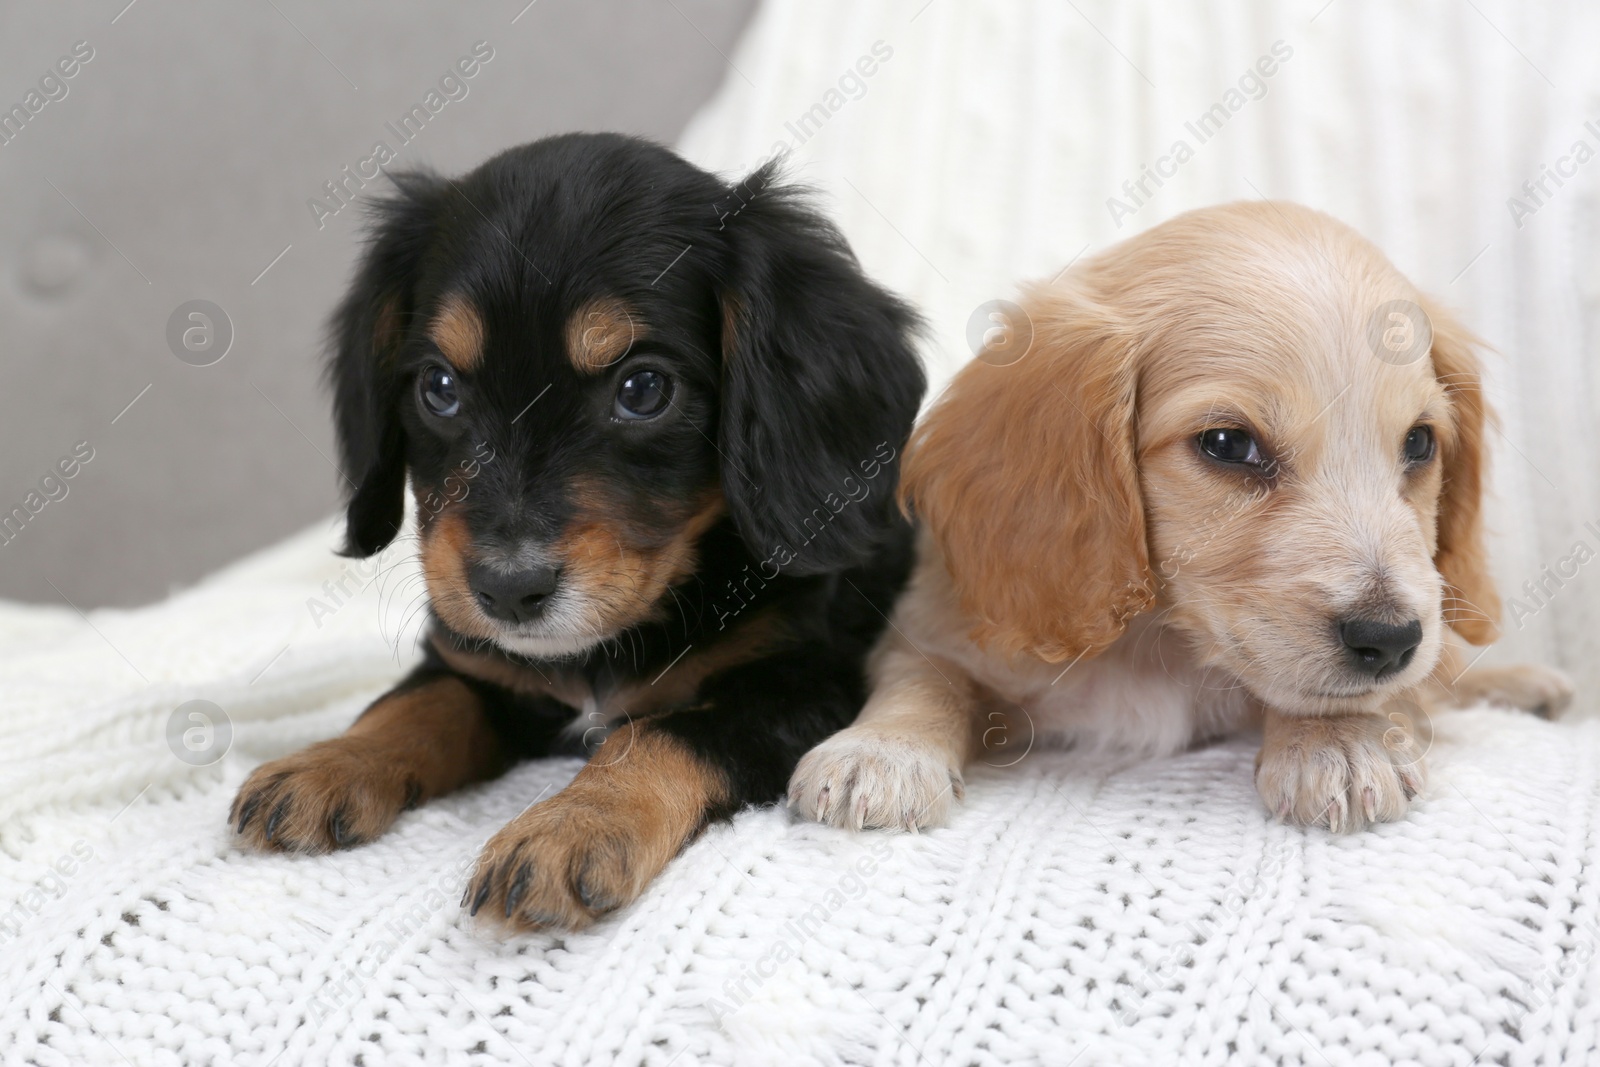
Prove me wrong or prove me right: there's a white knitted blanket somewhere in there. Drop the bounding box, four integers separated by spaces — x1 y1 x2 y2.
7 2 1600 1064
2 518 1597 1065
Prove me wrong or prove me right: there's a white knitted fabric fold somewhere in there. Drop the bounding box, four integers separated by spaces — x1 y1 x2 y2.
4 2 1599 1064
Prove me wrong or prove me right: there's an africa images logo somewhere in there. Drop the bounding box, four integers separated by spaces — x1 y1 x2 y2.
709 442 898 630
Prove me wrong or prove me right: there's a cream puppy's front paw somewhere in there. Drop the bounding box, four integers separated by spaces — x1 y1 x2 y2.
788 727 964 832
1255 712 1424 833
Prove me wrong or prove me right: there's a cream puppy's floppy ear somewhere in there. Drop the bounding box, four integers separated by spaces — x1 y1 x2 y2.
1421 297 1500 645
900 282 1153 662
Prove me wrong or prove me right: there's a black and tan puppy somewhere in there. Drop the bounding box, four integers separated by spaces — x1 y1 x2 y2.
230 133 925 931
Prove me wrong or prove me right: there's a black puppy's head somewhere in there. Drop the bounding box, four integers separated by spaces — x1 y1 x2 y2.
331 133 924 658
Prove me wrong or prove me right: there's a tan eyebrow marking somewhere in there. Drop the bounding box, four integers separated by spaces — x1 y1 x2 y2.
566 298 642 373
427 295 485 372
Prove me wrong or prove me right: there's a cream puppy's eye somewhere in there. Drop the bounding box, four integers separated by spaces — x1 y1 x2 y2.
1403 425 1435 466
1198 428 1263 466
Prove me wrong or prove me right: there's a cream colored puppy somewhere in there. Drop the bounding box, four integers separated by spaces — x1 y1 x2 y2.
790 201 1572 833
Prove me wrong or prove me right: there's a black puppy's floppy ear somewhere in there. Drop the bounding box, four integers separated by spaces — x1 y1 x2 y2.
717 165 926 574
328 172 442 557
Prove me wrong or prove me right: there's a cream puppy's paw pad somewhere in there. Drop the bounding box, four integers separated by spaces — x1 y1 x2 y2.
1255 714 1423 833
789 728 963 832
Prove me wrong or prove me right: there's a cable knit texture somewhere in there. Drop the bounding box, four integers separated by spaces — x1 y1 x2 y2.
4 2 1600 1064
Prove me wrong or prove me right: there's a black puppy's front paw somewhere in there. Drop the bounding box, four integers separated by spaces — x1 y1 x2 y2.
231 738 421 853
465 786 674 932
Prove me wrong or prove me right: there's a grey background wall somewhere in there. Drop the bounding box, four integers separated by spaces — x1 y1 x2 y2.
0 0 754 609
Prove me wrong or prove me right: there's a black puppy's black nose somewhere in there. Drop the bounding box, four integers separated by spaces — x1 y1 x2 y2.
1339 617 1423 678
469 563 560 625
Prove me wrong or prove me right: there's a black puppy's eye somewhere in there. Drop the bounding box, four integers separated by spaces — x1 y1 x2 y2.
1403 424 1435 465
615 369 672 420
1199 428 1263 467
420 365 460 417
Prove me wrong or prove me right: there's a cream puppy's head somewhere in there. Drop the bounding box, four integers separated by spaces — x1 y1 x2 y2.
904 201 1499 715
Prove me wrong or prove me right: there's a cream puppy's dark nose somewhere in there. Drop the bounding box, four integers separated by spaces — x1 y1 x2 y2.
1339 617 1422 678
